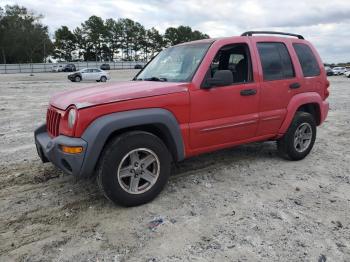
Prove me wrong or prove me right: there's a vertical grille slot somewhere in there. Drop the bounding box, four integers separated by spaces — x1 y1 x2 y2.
46 107 61 137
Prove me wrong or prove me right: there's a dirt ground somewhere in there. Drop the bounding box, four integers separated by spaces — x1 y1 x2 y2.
0 71 349 262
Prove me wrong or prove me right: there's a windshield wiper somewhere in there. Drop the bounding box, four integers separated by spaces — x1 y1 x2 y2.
144 76 167 82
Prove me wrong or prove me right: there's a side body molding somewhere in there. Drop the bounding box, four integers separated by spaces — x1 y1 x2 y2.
278 92 325 135
79 108 185 177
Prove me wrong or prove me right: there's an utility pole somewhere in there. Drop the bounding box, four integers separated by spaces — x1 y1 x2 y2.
2 47 6 74
43 39 46 63
1 47 5 64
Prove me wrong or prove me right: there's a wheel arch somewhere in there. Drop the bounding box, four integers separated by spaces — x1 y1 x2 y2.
79 108 185 177
297 103 321 125
278 92 323 135
103 123 180 161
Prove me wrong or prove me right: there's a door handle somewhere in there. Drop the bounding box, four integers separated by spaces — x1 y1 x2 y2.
289 82 301 89
240 89 257 96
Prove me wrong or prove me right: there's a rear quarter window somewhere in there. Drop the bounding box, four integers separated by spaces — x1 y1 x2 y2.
293 43 320 77
257 42 295 81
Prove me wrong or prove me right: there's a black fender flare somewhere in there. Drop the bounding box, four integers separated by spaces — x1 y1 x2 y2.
79 108 185 177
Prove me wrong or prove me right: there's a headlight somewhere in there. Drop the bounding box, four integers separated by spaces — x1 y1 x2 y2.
68 108 77 129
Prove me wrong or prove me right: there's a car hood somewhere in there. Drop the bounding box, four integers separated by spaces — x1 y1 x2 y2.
68 72 80 76
50 81 189 110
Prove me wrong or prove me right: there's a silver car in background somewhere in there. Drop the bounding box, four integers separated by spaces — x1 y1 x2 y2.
68 68 111 82
332 67 347 75
344 70 350 78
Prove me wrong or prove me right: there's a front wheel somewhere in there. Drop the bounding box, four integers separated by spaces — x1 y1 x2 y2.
100 76 107 82
277 112 316 160
97 131 172 206
75 76 81 82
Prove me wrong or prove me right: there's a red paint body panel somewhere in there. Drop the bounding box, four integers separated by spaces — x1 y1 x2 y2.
278 92 328 135
74 92 190 137
48 34 329 160
50 81 188 110
188 38 261 152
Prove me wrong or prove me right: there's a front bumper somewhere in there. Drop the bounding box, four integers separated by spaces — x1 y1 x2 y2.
34 124 88 176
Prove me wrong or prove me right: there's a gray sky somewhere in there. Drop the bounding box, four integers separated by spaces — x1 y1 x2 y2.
3 0 350 63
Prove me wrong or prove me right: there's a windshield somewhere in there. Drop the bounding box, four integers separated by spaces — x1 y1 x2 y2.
135 43 211 82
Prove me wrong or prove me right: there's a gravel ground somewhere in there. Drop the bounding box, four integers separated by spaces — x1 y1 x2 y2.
0 71 349 261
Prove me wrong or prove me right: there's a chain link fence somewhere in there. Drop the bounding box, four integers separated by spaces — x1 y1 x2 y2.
0 61 146 74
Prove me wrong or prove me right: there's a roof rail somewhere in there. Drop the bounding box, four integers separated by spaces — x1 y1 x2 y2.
241 31 304 40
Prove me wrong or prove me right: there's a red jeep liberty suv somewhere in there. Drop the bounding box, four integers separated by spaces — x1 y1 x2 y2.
35 31 329 206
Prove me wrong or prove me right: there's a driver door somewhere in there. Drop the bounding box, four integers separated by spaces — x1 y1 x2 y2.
80 69 90 80
189 42 260 151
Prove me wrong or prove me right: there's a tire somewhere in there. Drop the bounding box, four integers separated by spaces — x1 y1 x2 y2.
75 76 81 82
100 76 107 82
277 111 316 161
97 131 172 207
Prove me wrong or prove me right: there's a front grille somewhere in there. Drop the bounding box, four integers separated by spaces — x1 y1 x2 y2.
46 107 61 137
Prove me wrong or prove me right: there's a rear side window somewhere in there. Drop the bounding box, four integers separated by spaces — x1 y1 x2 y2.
257 42 295 81
293 43 320 77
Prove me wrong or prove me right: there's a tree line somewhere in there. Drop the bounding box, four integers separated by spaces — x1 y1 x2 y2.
0 4 210 64
0 5 52 64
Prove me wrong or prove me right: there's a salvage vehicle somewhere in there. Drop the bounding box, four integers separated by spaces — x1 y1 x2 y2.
63 63 76 72
51 65 64 72
67 68 110 82
100 64 111 70
325 66 333 76
332 67 347 75
35 31 329 206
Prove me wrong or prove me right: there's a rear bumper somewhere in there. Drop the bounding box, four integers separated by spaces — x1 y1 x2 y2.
320 100 329 124
34 124 87 176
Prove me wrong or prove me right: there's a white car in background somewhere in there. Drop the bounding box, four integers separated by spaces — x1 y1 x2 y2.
332 67 347 75
51 65 64 72
68 68 111 82
344 70 350 78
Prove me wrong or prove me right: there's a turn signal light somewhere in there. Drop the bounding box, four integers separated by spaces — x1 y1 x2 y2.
60 145 83 154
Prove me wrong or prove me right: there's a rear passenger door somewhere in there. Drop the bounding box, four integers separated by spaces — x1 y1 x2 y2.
92 69 101 80
253 41 300 136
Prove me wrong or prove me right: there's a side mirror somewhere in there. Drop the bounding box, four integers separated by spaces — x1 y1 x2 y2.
202 70 233 89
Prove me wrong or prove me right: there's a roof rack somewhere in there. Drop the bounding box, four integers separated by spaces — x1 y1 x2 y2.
241 31 304 40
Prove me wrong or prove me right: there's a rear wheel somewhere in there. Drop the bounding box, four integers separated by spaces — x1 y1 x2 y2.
97 131 172 206
277 111 316 160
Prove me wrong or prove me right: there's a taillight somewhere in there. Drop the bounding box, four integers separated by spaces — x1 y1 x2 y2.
325 80 330 99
